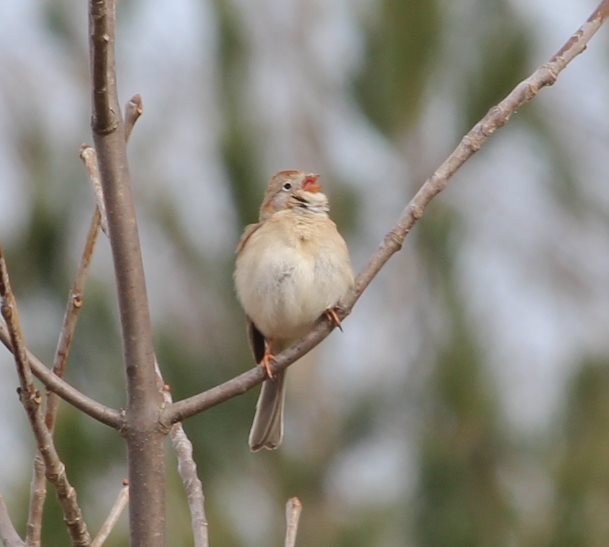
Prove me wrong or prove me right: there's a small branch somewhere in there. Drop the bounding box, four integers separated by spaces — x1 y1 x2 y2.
0 248 91 546
124 94 143 142
89 1 119 135
90 481 129 547
162 0 609 426
171 425 209 547
80 93 143 236
284 497 302 547
0 495 24 547
155 362 209 547
22 209 102 545
25 455 46 547
0 324 122 429
47 208 101 433
80 148 108 235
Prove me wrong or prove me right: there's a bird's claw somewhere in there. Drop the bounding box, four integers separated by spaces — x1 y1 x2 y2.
260 352 276 379
325 307 343 332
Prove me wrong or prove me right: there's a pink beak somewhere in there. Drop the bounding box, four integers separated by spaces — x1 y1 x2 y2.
302 173 321 193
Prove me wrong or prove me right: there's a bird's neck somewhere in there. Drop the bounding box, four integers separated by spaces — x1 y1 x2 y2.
287 193 329 216
292 202 329 216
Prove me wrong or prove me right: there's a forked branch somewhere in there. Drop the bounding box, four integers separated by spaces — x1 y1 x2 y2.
0 249 91 546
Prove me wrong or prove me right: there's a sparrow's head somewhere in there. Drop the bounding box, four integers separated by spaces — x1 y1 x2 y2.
259 170 328 220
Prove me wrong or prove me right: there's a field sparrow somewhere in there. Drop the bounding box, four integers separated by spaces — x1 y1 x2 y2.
234 170 354 451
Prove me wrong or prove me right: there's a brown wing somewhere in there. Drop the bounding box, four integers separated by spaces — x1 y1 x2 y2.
246 318 266 364
235 222 262 255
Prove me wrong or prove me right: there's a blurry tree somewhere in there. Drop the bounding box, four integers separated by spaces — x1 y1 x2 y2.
0 0 608 546
537 359 609 547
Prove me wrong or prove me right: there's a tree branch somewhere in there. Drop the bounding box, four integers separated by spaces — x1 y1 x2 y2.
155 362 209 547
80 148 108 236
0 495 24 547
81 94 142 237
11 89 144 547
284 497 302 547
0 324 122 429
46 210 102 433
123 94 143 142
89 1 164 544
164 0 609 426
90 481 129 547
25 455 45 547
0 249 91 546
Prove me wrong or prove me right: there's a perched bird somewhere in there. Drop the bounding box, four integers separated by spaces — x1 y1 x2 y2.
234 170 354 451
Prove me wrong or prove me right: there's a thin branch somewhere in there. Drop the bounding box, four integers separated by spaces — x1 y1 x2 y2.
163 0 609 426
90 482 129 547
154 362 209 547
23 210 101 546
80 148 108 236
0 495 24 547
89 1 164 544
25 455 45 547
284 497 302 547
0 324 122 429
0 248 91 547
124 94 143 142
80 94 142 243
170 424 209 547
47 209 101 432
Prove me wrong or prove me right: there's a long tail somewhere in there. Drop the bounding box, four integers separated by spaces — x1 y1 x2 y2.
248 370 286 451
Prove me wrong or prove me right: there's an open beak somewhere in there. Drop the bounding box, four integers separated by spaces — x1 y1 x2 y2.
302 173 321 193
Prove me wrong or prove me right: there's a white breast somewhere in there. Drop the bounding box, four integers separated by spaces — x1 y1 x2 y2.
234 211 353 341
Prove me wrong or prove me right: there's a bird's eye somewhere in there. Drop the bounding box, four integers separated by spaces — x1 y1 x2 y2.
282 182 292 191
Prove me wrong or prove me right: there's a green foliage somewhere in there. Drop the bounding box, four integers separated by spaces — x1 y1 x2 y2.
217 0 264 226
353 0 441 135
544 360 609 547
414 207 512 546
460 1 532 132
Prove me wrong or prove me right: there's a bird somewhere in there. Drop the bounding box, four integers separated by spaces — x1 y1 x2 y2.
234 170 354 451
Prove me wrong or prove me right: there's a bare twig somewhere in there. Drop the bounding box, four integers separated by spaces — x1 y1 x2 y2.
154 362 209 547
47 209 101 432
0 248 91 546
163 0 609 426
90 481 129 547
171 424 209 547
0 495 25 547
80 93 142 237
124 94 143 142
21 209 102 546
89 1 164 544
284 497 302 547
25 455 46 547
0 324 122 429
80 148 108 235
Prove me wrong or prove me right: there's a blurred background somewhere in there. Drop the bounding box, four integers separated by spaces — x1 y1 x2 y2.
1 0 609 545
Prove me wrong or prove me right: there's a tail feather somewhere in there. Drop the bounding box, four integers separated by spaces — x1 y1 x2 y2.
249 371 286 451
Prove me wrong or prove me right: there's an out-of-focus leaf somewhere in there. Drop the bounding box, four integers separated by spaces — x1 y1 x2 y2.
353 0 441 135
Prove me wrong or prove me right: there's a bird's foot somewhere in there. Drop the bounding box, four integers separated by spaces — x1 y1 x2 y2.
325 307 343 332
260 351 276 379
